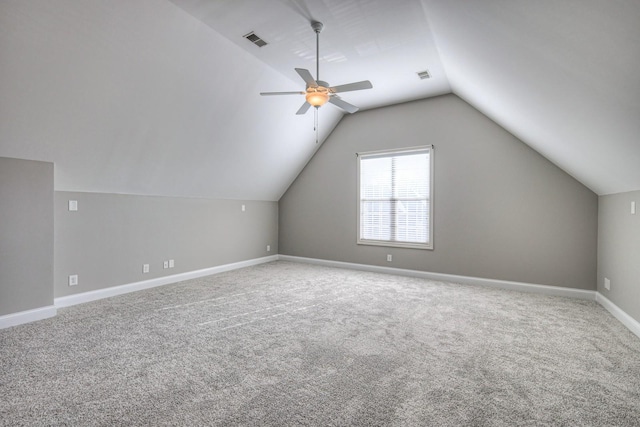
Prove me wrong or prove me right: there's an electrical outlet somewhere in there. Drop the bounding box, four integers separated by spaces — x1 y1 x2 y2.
169 259 175 268
143 264 150 273
632 201 636 215
267 245 271 252
163 261 169 269
68 274 78 286
387 254 392 262
68 200 78 211
604 277 611 291
241 204 246 212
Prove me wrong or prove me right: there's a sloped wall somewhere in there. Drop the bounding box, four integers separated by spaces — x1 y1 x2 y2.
279 95 597 289
0 0 332 201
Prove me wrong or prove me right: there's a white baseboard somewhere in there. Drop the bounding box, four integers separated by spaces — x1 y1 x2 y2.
0 305 57 330
278 255 596 301
6 255 639 342
55 255 278 309
278 255 640 340
596 292 640 339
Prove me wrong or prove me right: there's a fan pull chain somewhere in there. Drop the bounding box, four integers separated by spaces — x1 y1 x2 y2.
314 107 319 143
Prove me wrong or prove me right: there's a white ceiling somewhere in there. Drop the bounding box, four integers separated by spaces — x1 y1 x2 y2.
1 0 639 199
168 0 451 111
169 0 640 196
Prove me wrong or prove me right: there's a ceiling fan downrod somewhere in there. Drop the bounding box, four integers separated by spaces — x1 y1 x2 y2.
311 21 323 83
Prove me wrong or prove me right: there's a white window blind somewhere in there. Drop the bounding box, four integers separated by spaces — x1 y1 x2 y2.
357 146 433 249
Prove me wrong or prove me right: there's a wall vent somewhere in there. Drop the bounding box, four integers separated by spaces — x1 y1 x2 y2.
243 32 268 47
417 70 431 80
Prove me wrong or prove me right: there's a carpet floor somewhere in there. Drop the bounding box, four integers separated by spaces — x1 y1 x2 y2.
1 261 639 426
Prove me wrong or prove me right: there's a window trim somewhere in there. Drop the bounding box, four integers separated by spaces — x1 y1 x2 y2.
356 145 434 250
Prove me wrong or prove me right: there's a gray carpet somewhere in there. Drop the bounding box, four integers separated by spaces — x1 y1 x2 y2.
1 261 639 426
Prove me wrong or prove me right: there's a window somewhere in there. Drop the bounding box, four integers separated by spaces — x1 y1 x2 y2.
357 146 433 249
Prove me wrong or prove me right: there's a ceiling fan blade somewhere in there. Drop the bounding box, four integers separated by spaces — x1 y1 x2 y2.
330 80 373 93
295 68 317 87
296 102 312 115
329 96 359 114
260 91 305 96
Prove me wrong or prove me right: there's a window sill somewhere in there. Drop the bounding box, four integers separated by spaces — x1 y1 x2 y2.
357 239 433 250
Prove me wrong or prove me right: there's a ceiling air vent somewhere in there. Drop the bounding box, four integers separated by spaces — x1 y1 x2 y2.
417 70 431 80
243 31 268 47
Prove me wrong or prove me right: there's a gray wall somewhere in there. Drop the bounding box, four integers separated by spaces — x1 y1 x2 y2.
0 157 54 315
279 95 598 290
598 191 640 322
55 192 277 298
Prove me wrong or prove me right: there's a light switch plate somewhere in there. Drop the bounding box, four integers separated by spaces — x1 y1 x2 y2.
68 200 78 211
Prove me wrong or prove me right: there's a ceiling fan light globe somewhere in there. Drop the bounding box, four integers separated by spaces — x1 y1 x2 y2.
306 91 329 107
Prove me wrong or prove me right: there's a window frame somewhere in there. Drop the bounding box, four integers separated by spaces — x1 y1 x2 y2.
356 145 434 250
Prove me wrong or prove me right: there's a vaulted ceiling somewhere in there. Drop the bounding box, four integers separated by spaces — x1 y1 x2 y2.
1 0 639 199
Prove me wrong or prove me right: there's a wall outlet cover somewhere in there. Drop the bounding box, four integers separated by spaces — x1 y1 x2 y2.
163 261 169 269
169 259 175 268
68 274 78 286
143 264 150 273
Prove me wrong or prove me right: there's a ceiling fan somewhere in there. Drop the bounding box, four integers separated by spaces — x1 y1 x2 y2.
260 21 373 115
